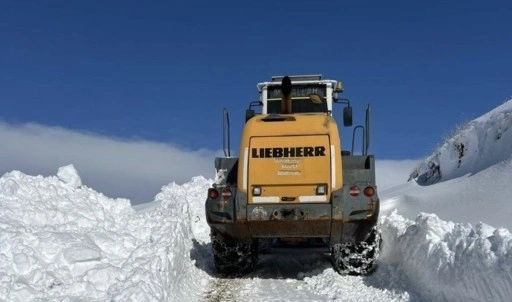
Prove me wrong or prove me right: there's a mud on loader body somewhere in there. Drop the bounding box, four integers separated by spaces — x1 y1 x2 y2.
205 75 381 275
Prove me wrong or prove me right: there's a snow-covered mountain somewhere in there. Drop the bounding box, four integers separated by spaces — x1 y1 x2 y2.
410 99 512 186
1 100 512 301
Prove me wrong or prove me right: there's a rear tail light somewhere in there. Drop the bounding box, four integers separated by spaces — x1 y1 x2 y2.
364 186 375 197
222 187 232 201
316 184 327 195
208 188 219 200
252 186 262 196
349 186 360 197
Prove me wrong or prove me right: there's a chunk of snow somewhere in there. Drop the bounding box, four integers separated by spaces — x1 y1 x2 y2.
57 164 82 188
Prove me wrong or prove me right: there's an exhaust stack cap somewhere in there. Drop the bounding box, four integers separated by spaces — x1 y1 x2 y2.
281 76 292 98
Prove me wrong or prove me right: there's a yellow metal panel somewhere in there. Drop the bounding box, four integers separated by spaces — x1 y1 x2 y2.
248 135 330 204
237 114 343 195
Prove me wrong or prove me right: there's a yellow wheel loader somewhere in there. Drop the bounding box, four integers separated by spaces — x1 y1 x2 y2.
205 75 380 275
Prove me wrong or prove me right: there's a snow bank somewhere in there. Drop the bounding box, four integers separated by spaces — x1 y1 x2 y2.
299 210 512 301
410 99 512 185
379 211 512 302
0 167 211 301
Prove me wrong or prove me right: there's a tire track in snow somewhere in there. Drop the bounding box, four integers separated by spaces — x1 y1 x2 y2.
201 247 332 301
201 246 410 301
202 278 248 302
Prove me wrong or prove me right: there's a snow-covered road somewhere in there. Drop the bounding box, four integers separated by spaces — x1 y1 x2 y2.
199 246 410 302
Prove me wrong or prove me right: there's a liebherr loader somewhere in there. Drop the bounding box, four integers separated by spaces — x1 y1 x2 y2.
205 75 380 275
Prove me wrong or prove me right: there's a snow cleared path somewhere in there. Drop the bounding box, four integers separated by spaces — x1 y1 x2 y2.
198 246 409 302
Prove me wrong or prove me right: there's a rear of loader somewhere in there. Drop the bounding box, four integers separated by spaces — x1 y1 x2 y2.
205 75 381 275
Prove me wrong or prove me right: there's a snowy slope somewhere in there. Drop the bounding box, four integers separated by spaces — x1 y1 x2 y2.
409 99 512 186
1 99 512 301
381 158 512 229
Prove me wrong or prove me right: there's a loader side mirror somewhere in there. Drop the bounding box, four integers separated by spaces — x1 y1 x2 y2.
343 106 353 127
335 81 344 93
245 109 255 122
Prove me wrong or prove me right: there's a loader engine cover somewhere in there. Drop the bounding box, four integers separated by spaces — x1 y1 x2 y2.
249 135 332 204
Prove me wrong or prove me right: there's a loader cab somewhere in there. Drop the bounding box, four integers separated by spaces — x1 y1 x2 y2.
257 75 338 114
245 74 352 129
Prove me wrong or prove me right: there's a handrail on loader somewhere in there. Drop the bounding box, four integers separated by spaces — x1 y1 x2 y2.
223 108 231 157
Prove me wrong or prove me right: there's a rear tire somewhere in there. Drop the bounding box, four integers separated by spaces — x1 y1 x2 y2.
331 226 381 275
258 238 275 254
211 231 258 274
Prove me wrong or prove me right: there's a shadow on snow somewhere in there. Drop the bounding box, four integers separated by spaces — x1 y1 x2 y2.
191 239 417 299
190 239 331 280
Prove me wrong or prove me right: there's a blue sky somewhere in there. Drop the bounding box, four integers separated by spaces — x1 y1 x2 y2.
1 0 511 160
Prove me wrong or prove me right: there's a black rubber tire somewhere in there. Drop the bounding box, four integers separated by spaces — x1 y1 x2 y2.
211 231 258 275
258 238 276 254
331 226 381 275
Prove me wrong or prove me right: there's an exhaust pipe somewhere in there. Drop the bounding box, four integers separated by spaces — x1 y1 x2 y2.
281 76 292 114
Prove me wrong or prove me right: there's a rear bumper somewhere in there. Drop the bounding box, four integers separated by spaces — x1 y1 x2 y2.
206 187 379 244
247 203 332 238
